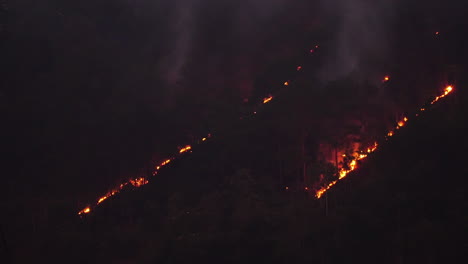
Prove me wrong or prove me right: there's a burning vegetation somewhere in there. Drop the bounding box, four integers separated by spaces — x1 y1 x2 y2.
76 44 323 216
78 135 210 215
77 34 454 217
315 85 454 198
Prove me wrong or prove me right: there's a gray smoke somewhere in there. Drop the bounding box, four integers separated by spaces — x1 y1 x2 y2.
157 0 289 90
319 0 395 82
159 0 196 86
154 0 395 94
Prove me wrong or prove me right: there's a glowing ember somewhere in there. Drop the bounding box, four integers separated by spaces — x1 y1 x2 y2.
78 207 91 215
263 96 273 104
430 85 453 105
179 145 192 154
97 196 108 204
160 159 171 166
284 81 289 86
297 66 302 71
383 75 390 82
435 31 439 35
130 177 148 187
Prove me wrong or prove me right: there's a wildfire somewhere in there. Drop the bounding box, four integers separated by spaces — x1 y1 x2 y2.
78 134 211 215
78 207 91 215
179 145 192 154
130 177 148 187
315 85 454 199
97 196 108 204
263 95 273 104
77 42 324 216
315 143 378 198
430 85 453 105
160 159 171 167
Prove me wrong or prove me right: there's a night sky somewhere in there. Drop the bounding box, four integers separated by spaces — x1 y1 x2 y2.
1 0 467 238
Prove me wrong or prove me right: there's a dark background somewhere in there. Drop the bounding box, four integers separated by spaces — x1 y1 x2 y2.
1 0 467 262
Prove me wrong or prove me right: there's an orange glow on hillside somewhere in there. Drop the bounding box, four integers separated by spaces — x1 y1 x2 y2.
78 207 91 215
315 85 454 198
78 134 210 215
179 145 192 154
77 43 324 216
130 177 148 187
430 86 453 105
263 96 273 104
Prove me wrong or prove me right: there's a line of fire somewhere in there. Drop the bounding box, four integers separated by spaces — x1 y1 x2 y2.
77 43 323 216
78 40 455 217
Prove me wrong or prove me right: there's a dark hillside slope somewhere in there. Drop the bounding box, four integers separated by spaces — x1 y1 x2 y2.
52 82 468 264
321 82 468 262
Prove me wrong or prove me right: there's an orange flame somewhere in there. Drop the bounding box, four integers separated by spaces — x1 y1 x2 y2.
130 177 148 187
430 85 453 105
78 207 91 215
78 134 210 215
316 143 377 198
263 96 273 104
97 196 108 204
160 159 171 166
77 41 323 216
315 85 454 199
179 145 192 154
